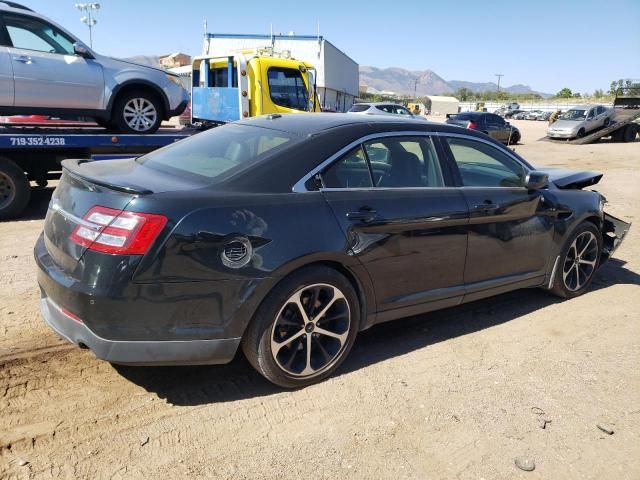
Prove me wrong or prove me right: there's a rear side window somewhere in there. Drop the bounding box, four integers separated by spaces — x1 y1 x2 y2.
3 13 75 55
137 124 296 182
322 146 373 188
349 104 370 113
321 136 444 189
268 68 309 111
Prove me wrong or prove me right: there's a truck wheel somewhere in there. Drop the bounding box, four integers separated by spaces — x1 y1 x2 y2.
0 157 31 220
611 128 624 142
112 90 163 134
622 124 639 142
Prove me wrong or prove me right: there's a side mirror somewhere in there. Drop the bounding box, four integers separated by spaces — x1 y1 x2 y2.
525 171 549 190
73 42 94 59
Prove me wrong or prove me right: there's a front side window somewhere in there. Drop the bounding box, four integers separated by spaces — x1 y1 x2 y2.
445 137 526 188
137 124 296 182
267 68 309 111
321 136 444 189
3 14 75 55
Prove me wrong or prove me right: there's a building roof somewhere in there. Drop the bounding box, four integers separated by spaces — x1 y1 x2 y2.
425 95 459 103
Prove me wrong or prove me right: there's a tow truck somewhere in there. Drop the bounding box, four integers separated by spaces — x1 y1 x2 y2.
549 85 640 145
0 49 321 220
191 47 319 124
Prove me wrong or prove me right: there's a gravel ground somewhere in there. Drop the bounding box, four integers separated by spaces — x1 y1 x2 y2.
1 119 639 479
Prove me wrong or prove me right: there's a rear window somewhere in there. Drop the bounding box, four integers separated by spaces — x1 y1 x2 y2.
137 124 296 182
449 114 473 121
349 104 370 112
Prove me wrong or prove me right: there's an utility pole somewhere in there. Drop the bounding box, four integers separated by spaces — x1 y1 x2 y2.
413 77 419 99
495 73 504 93
75 3 100 48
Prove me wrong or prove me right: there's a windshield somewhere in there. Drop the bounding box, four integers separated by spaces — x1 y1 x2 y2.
560 110 586 121
137 124 297 182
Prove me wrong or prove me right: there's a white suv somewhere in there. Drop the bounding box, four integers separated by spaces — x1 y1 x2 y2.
0 2 189 133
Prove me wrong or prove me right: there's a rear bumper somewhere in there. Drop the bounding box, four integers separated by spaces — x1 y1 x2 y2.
40 295 240 366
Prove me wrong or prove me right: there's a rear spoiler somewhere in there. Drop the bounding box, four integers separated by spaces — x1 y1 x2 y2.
62 159 153 195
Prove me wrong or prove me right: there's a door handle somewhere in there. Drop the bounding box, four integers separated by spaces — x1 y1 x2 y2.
14 55 33 64
346 209 378 223
474 203 500 212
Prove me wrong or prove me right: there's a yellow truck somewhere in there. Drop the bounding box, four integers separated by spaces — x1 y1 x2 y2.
191 48 320 124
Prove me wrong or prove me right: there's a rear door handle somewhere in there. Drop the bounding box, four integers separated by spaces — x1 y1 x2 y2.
474 203 500 212
14 55 33 64
346 209 378 223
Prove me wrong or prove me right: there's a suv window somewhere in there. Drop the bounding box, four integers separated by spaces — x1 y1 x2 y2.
322 136 444 189
267 68 309 111
377 105 395 114
349 104 370 113
3 13 75 55
393 106 411 116
445 137 526 188
487 114 505 126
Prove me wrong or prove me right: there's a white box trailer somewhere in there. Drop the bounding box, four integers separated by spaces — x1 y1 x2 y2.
203 33 359 112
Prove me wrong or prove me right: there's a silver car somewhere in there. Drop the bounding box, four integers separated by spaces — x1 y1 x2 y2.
0 2 189 133
547 104 614 139
348 102 424 120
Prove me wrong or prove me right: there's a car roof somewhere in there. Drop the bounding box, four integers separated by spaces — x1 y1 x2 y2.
568 104 599 110
0 1 34 12
240 113 432 136
353 102 406 107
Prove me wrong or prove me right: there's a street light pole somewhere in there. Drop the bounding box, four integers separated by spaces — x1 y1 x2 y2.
75 3 101 48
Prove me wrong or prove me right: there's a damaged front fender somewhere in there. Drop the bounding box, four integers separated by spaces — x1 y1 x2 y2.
601 213 631 263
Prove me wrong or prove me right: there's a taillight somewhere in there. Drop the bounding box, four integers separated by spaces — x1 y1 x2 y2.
70 206 167 255
467 121 477 129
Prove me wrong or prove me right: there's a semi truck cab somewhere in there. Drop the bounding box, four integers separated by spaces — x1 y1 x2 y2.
191 48 320 124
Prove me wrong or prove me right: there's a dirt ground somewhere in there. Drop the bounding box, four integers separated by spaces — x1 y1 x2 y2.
1 120 639 479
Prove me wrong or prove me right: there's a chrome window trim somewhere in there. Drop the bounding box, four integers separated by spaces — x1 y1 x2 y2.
291 130 530 193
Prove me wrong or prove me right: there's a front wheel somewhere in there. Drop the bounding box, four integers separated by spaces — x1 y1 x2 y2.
112 91 163 134
576 128 586 138
550 222 602 298
242 266 359 388
603 118 610 128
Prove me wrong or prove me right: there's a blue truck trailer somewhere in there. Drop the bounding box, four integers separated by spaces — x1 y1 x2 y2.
0 126 195 219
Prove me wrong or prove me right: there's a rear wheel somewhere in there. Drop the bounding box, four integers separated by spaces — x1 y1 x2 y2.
0 157 30 220
550 222 602 298
112 90 163 134
242 266 359 388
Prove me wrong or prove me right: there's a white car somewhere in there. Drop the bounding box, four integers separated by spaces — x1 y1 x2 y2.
348 102 425 120
547 105 614 139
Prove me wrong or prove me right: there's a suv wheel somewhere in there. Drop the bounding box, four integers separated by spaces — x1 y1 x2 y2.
112 91 162 134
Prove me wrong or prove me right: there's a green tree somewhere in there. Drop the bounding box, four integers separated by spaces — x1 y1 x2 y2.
593 89 604 98
555 87 573 98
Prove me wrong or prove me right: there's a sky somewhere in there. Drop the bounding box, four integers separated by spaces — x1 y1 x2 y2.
23 0 640 94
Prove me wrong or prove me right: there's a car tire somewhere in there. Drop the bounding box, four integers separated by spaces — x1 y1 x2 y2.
509 132 521 145
603 118 610 128
242 266 360 388
550 222 602 299
622 123 638 142
112 90 163 134
0 157 31 220
577 128 586 138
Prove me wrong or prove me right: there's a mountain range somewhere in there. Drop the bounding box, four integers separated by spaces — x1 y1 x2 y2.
360 66 551 97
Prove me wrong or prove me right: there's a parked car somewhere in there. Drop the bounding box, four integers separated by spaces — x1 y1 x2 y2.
35 113 630 388
537 111 552 121
513 111 528 120
525 110 543 120
446 112 521 144
0 2 189 133
547 105 614 139
504 109 524 119
348 102 424 119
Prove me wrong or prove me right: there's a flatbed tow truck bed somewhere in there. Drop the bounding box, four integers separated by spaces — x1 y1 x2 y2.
0 126 198 219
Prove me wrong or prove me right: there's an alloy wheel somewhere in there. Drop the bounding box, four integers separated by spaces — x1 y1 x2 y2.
123 98 158 132
562 231 598 291
270 283 351 377
0 171 16 210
